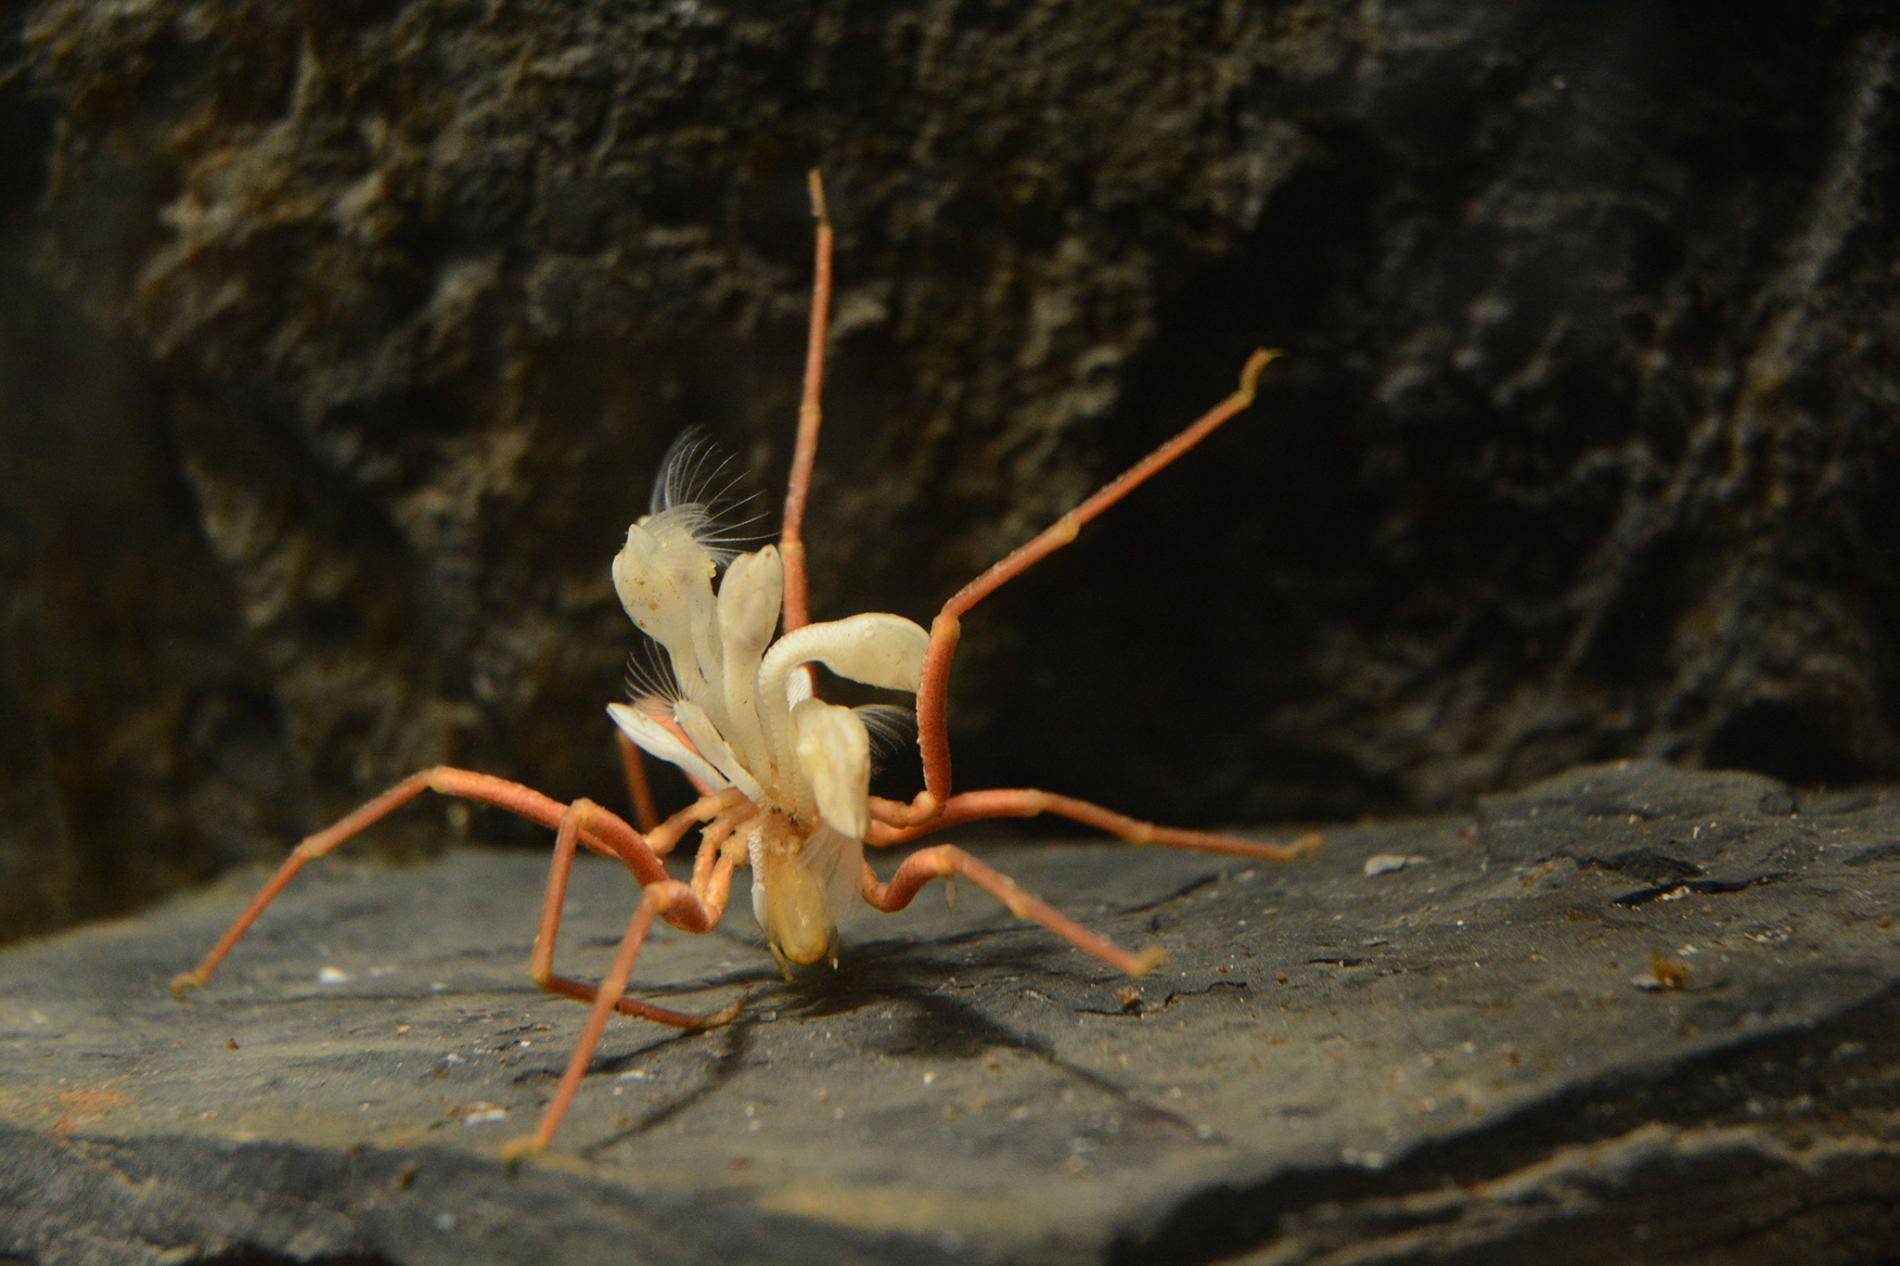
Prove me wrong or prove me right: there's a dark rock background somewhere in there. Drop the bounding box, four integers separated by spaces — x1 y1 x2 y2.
3 0 1899 940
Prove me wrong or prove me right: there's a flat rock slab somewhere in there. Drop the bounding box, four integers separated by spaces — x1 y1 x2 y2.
2 761 1896 1265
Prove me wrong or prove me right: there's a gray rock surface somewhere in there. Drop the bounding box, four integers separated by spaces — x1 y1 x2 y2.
4 2 1899 940
2 761 1895 1264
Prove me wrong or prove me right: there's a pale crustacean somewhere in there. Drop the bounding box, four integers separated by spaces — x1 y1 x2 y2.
605 454 926 974
170 173 1320 1163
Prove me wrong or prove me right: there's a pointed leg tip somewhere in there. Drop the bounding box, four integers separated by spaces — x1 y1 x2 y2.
698 995 746 1030
1239 348 1283 395
499 1135 546 1171
807 169 830 223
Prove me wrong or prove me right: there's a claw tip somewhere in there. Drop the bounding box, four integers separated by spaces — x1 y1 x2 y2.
807 169 829 225
701 997 746 1030
1238 348 1284 399
500 1136 546 1172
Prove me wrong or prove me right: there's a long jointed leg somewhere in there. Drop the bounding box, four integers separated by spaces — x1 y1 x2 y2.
913 349 1282 804
779 168 835 633
501 878 729 1164
528 799 740 1030
860 845 1165 977
867 789 1322 860
171 767 668 993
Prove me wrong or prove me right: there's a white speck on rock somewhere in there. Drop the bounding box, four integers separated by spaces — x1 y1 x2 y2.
1363 854 1428 877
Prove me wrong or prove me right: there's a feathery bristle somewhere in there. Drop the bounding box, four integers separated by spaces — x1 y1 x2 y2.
647 428 771 564
855 704 918 775
623 634 683 716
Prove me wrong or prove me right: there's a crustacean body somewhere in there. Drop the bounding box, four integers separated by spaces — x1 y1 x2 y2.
171 174 1318 1161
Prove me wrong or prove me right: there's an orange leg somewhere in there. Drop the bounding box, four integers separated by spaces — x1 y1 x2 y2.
644 791 732 858
867 789 1322 860
615 731 662 832
695 840 742 916
779 168 834 633
528 800 741 1030
690 807 752 895
859 845 1164 977
912 349 1280 806
502 877 731 1163
170 767 669 993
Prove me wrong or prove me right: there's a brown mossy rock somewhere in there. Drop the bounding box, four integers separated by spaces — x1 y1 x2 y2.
0 763 1896 1263
3 3 1898 939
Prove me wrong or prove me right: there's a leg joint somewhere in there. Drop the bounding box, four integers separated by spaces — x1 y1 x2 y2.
644 878 695 914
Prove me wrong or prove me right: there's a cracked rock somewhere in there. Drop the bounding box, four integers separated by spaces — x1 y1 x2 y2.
1 762 1895 1264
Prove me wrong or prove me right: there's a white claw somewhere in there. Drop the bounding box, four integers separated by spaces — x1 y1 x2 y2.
793 699 872 841
716 546 782 777
675 700 766 805
607 702 729 793
756 614 929 783
762 613 930 697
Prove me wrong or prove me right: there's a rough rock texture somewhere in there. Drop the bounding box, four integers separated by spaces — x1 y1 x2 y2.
1 762 1896 1264
4 2 1900 939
